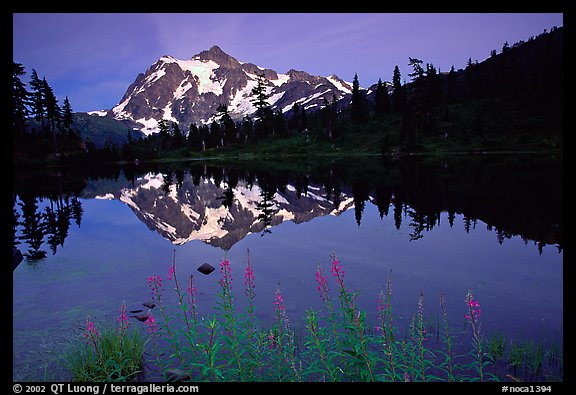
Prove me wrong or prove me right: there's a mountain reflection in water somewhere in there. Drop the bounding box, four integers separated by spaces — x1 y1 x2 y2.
13 154 563 264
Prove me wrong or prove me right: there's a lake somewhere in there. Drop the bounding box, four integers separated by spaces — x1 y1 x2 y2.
12 154 563 381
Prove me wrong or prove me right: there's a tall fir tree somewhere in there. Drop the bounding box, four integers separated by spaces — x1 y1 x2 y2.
13 62 30 138
241 115 254 141
42 78 60 131
29 69 46 134
374 78 391 115
391 65 405 113
250 73 273 137
172 122 184 148
216 104 236 145
210 120 223 148
158 119 171 151
61 96 74 132
408 57 425 82
350 73 367 123
187 123 202 151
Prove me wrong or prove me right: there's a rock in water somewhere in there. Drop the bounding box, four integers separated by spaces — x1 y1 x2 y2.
129 309 143 314
197 263 215 275
131 314 149 322
166 369 191 381
143 301 156 309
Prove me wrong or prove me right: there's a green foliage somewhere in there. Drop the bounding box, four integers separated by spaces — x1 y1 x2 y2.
131 251 562 382
64 323 145 381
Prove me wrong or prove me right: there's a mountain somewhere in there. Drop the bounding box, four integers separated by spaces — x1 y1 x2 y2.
97 46 353 135
89 172 354 250
72 112 145 148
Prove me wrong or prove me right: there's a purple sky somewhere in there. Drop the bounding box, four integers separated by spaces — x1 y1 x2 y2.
13 13 563 113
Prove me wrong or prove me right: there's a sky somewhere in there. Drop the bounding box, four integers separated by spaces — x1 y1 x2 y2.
13 13 563 113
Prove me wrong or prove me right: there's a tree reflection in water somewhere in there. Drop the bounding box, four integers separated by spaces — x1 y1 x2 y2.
12 154 563 268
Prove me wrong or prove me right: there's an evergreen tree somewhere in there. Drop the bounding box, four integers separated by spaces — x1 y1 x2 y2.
445 65 456 103
425 62 440 103
13 62 30 138
374 78 391 115
250 73 273 137
42 77 61 139
216 104 236 145
187 123 202 151
350 73 367 123
391 65 405 113
210 121 222 148
199 124 210 151
288 102 301 132
408 57 425 82
273 109 287 137
18 195 47 260
172 122 184 148
158 119 170 150
61 96 74 132
29 69 46 134
241 115 254 141
122 130 135 160
321 97 333 139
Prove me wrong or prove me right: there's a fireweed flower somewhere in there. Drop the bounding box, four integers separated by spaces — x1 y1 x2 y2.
83 318 101 354
314 263 329 301
273 290 285 313
329 253 346 290
218 259 232 289
464 292 482 322
187 276 198 300
167 265 175 281
268 332 276 349
147 275 163 301
244 257 255 298
145 314 159 334
83 319 100 340
330 254 345 278
117 302 129 332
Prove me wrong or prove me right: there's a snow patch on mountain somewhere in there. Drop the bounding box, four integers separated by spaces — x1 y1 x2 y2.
140 173 164 190
135 117 159 135
88 110 108 117
163 56 225 95
327 75 352 94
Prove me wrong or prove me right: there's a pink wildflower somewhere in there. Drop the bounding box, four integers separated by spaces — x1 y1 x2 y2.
117 302 129 331
168 265 175 281
464 291 482 322
218 259 232 289
83 319 100 339
330 254 345 279
268 332 276 349
314 263 329 301
244 257 255 298
147 275 163 300
273 290 285 313
145 314 159 334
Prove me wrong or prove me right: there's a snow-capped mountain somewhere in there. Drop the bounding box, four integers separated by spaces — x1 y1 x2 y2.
95 172 354 250
96 46 352 135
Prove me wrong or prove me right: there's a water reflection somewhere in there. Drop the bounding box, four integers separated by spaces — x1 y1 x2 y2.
13 170 85 266
12 154 563 265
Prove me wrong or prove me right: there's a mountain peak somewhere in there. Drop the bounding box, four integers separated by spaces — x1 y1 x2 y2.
110 47 353 134
193 45 240 68
208 45 225 53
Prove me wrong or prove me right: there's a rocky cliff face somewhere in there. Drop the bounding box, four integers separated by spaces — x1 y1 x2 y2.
95 46 352 135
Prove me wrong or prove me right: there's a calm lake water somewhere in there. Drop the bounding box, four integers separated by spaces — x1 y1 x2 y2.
12 154 563 381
